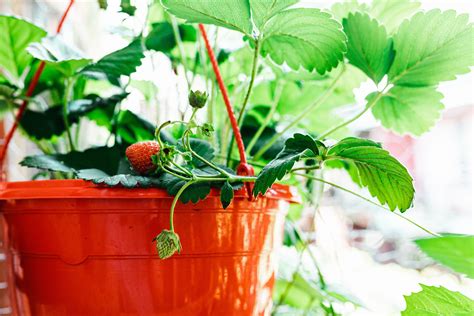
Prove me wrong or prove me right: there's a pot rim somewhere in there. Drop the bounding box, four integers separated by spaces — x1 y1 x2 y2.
0 179 300 203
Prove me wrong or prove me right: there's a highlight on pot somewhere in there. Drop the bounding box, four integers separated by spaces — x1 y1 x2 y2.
0 0 473 315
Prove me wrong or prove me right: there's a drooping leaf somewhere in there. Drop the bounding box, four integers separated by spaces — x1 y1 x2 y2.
249 0 297 30
69 93 128 118
145 22 196 53
415 235 474 278
220 181 234 209
370 0 421 34
370 86 444 136
402 285 474 316
76 168 162 188
253 133 320 196
115 110 156 144
388 10 474 87
327 137 414 212
26 35 91 76
161 0 252 35
343 13 394 83
80 39 144 86
0 16 47 82
19 93 128 140
159 173 211 204
261 9 347 75
20 146 123 175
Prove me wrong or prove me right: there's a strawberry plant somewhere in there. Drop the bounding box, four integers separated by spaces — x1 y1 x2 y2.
1 0 473 314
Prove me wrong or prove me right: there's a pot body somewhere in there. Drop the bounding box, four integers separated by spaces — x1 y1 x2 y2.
0 180 294 316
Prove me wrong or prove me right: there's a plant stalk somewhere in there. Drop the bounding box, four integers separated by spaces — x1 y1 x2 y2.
245 81 283 156
293 172 440 237
253 67 346 161
62 78 75 151
226 38 261 165
318 86 387 140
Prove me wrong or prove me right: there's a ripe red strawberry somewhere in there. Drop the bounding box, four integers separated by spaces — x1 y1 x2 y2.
125 141 160 175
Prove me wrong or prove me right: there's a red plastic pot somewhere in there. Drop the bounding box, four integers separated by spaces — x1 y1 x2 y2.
0 180 296 315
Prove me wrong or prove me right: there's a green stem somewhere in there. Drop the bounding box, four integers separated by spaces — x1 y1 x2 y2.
169 180 196 231
225 39 261 165
318 86 387 140
245 81 283 156
62 78 75 151
237 38 261 125
170 16 191 90
170 161 193 177
293 172 440 237
253 67 346 161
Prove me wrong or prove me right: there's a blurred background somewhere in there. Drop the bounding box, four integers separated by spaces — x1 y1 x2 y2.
0 0 472 315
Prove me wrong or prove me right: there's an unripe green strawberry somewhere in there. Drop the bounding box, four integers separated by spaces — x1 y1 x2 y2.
125 141 160 175
154 230 182 259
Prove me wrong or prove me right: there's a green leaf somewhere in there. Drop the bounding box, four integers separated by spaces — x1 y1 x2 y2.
0 16 47 82
19 93 127 140
261 8 347 75
76 168 162 188
331 1 369 22
220 181 234 209
115 110 156 144
402 285 474 316
26 35 91 76
20 146 122 175
253 133 319 196
249 0 297 30
145 22 196 53
415 235 474 278
160 174 211 204
80 39 144 86
388 10 474 87
370 0 421 34
120 0 136 16
327 137 414 212
370 86 444 136
69 93 128 118
343 13 394 83
161 0 252 35
178 138 215 168
274 273 324 308
274 65 367 139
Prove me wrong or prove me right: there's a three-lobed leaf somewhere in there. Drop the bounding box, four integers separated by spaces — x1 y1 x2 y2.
343 12 393 83
249 0 297 30
253 133 319 196
369 86 444 136
402 285 474 315
327 137 414 212
261 9 346 75
415 235 474 279
0 16 47 82
388 10 474 87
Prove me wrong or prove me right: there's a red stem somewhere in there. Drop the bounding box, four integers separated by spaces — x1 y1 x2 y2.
198 24 248 164
0 0 75 180
199 24 254 199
